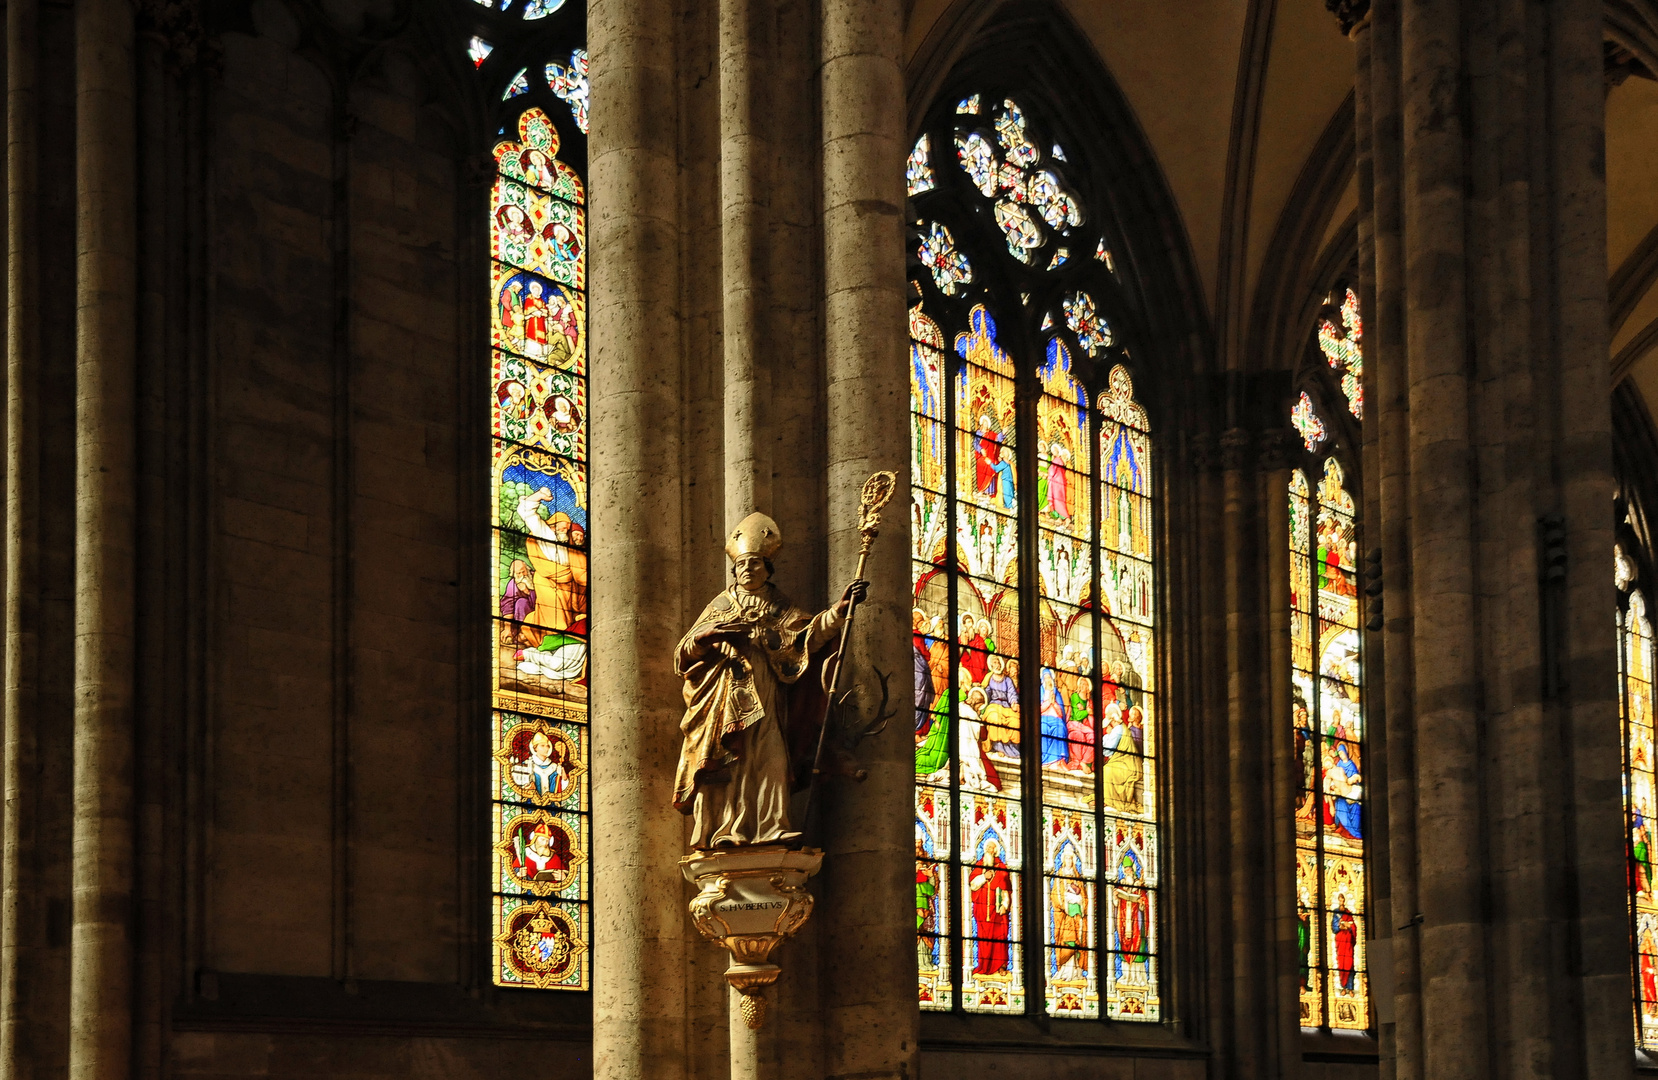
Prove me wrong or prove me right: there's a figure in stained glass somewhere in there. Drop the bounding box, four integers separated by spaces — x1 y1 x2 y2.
969 836 1014 973
1643 932 1658 1019
1102 705 1144 815
1050 844 1089 980
1330 896 1359 991
1323 742 1363 841
508 727 575 800
1113 886 1150 983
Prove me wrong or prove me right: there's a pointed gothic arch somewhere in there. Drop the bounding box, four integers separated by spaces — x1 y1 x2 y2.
905 9 1211 1029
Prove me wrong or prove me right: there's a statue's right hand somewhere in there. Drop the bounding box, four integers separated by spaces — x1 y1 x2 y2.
696 618 749 645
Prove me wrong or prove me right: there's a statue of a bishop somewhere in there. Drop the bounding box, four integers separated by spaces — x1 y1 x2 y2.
674 512 867 849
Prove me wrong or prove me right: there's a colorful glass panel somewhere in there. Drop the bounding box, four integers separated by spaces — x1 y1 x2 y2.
1062 291 1109 356
546 48 590 133
491 104 589 991
1318 288 1364 419
951 98 1083 271
908 134 936 197
910 91 1159 1024
1095 366 1159 1020
1291 391 1326 452
918 222 972 297
1289 458 1367 1028
961 793 1025 1012
1622 549 1658 1048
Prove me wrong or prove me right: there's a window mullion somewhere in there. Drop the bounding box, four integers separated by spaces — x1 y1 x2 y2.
1017 336 1045 1022
945 300 964 1013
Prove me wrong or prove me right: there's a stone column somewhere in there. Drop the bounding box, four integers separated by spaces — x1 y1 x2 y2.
818 0 916 1076
1552 0 1633 1069
719 0 770 524
1397 0 1489 1070
1220 426 1266 1077
69 1 138 1079
589 0 689 1077
1258 429 1302 1079
1369 0 1629 1070
1347 6 1402 1073
1364 1 1421 1074
2 0 45 1074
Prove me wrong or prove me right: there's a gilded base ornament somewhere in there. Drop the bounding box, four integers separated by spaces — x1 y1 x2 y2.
680 844 824 1029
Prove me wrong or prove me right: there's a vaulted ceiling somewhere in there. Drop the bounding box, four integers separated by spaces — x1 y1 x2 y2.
908 0 1358 371
909 0 1658 409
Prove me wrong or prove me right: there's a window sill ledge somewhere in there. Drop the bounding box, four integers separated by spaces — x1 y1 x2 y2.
920 1011 1207 1058
1300 1028 1378 1064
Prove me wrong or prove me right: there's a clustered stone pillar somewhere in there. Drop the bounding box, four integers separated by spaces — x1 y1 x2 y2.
818 0 917 1077
1354 0 1632 1073
589 0 690 1076
719 0 771 523
1258 429 1303 1080
2 0 45 1074
69 1 139 1079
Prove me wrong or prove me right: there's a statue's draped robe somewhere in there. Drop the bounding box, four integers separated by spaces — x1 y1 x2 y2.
674 583 843 848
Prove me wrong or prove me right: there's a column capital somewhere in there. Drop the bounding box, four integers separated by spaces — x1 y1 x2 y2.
1324 0 1370 37
1188 432 1219 474
135 0 221 76
1219 427 1253 472
1255 428 1301 473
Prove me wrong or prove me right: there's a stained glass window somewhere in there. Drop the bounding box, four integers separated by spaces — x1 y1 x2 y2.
1318 288 1363 419
546 48 589 133
1289 458 1368 1030
908 135 936 197
1620 546 1658 1048
476 0 590 992
1291 392 1326 452
910 89 1161 1023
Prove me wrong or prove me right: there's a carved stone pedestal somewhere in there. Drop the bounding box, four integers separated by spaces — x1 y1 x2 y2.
681 844 823 1035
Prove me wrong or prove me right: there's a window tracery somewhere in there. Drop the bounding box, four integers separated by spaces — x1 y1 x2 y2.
1317 287 1363 419
909 88 1162 1023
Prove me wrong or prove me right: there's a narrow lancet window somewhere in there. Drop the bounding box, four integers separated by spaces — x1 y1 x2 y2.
1289 457 1368 1030
471 0 592 990
1620 545 1658 1046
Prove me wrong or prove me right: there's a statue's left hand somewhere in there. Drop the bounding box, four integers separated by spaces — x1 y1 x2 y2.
835 579 871 617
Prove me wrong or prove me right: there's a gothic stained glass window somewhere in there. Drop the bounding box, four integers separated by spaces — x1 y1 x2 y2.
1620 546 1658 1048
1318 288 1364 419
1289 458 1368 1031
909 89 1162 1023
1291 392 1326 453
474 0 590 992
